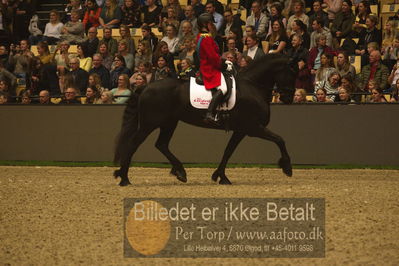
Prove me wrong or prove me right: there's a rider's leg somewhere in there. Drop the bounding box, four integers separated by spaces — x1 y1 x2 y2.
204 88 224 123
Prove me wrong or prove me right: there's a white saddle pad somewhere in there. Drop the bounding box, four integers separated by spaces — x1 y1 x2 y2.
189 74 236 110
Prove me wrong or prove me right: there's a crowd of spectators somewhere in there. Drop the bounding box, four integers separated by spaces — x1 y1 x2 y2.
0 0 398 105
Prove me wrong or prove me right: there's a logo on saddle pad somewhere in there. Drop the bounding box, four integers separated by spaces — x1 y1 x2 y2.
189 75 236 110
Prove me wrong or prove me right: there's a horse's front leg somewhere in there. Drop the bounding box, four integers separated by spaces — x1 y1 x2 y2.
248 126 292 177
212 131 246 184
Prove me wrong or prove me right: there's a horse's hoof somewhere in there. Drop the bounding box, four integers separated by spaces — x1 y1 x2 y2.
211 171 219 182
219 178 232 185
171 167 187 183
279 158 293 177
119 179 132 186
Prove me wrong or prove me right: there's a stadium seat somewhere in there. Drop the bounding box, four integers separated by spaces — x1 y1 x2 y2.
381 4 399 13
51 97 62 104
112 28 122 40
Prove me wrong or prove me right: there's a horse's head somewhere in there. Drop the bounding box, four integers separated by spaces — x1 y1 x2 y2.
274 58 297 104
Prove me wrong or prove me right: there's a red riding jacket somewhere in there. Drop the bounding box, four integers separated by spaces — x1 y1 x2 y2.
196 33 221 90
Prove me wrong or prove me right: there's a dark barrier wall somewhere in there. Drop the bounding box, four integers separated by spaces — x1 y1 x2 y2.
1 105 399 165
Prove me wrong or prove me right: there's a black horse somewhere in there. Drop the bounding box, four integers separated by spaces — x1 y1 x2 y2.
114 53 296 186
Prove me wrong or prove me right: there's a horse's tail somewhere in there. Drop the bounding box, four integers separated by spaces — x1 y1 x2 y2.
114 92 140 165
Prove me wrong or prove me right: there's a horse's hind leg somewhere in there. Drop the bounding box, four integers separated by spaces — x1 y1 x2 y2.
115 128 153 186
212 132 246 185
155 122 187 183
249 127 292 177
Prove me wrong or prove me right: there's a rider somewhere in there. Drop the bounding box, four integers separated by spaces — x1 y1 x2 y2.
196 13 232 124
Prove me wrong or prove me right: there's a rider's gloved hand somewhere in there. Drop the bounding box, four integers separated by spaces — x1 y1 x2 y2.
225 60 233 72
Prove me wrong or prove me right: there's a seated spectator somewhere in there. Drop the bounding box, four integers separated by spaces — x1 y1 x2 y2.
335 51 356 80
99 0 122 28
226 28 243 52
387 56 399 92
224 51 239 69
65 57 89 95
38 90 51 104
314 71 341 101
117 39 135 70
0 79 14 102
85 86 101 104
357 50 389 91
98 42 114 71
243 34 264 60
30 10 63 45
142 0 162 27
110 54 132 88
191 0 205 18
315 52 335 83
178 37 196 65
141 25 159 53
20 89 31 104
159 6 180 35
355 14 381 67
83 0 102 31
177 58 195 80
60 86 81 104
120 0 141 27
390 79 399 102
36 41 53 65
134 40 152 72
323 0 342 23
0 46 12 72
352 0 370 37
264 20 288 54
340 74 360 101
310 18 332 49
308 35 336 75
335 87 354 103
286 0 309 36
153 41 176 73
119 24 135 54
286 33 308 65
383 36 399 73
382 20 397 53
177 21 195 53
0 91 8 104
77 43 93 72
238 55 253 72
132 73 147 93
222 37 242 62
111 73 131 104
88 73 105 93
60 10 86 44
245 1 267 38
290 19 310 49
205 1 223 32
267 3 286 36
220 10 243 44
98 27 118 56
151 55 175 81
98 89 114 104
330 0 355 45
53 41 74 75
293 88 308 103
314 87 333 102
64 0 84 22
307 0 329 33
179 5 198 37
89 54 110 89
130 62 152 86
83 27 100 58
161 25 179 55
162 0 184 21
368 87 387 103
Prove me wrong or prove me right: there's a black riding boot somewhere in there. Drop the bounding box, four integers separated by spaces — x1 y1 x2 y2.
204 89 224 124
